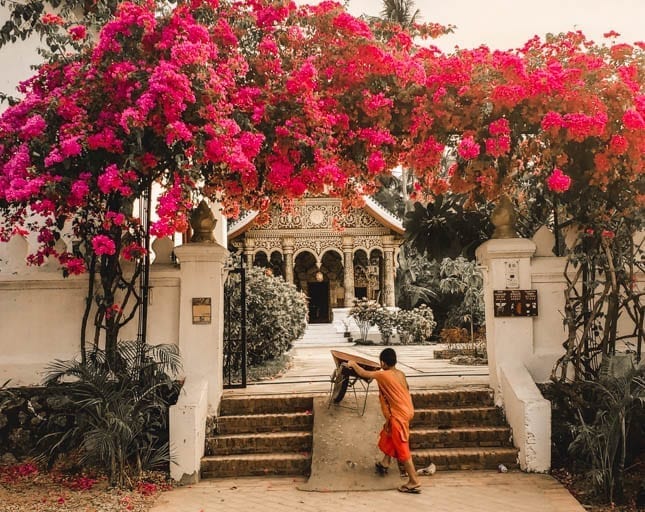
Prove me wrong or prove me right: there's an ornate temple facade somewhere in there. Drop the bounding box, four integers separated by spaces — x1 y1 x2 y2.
228 197 404 323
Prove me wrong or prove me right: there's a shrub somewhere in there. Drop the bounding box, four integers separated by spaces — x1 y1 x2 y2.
567 358 645 504
373 308 396 345
40 341 181 488
226 267 307 366
395 305 436 345
349 298 381 343
439 327 487 357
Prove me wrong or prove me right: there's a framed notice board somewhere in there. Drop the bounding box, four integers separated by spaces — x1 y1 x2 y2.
192 297 212 324
493 289 538 317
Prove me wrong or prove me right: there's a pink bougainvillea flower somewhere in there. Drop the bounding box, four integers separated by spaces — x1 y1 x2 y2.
97 164 123 194
601 230 615 239
367 151 386 174
622 109 645 130
546 168 572 193
608 135 628 155
62 257 86 275
457 136 480 160
91 235 116 256
20 115 47 140
68 25 87 40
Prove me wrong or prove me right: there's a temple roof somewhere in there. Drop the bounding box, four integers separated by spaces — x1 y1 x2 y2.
227 196 404 239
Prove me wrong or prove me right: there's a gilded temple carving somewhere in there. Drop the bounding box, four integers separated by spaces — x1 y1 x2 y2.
229 197 403 312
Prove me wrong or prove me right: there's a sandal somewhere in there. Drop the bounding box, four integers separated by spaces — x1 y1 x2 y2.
375 462 389 476
398 484 421 494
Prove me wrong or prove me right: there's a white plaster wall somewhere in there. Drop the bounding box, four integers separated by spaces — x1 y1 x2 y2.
528 255 644 383
0 276 86 384
528 256 569 382
0 264 180 386
169 377 208 484
500 363 551 472
0 5 46 110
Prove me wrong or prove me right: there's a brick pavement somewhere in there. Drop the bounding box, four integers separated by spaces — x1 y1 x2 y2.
150 471 586 512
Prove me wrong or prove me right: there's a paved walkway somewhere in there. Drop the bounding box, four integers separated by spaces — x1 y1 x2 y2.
153 325 586 512
150 472 586 512
226 335 489 395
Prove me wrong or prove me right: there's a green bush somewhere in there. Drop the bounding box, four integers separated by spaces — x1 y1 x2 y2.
349 298 381 343
226 267 307 366
373 308 396 345
395 305 436 344
349 299 436 345
40 341 181 488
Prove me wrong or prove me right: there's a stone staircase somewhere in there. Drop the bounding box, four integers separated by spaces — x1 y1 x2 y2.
200 387 516 479
200 394 314 479
409 388 518 470
296 322 348 347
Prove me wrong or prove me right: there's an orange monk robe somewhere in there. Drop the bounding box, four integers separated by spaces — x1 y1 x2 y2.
373 369 415 461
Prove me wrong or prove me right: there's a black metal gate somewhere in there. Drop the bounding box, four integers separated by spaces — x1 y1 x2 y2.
223 260 247 388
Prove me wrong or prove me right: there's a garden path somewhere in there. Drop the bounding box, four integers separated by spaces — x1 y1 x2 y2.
225 322 489 396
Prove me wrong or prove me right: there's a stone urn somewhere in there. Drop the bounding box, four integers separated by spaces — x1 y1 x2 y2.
490 194 517 239
189 200 216 243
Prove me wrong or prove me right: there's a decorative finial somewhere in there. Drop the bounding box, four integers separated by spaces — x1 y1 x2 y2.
189 200 217 243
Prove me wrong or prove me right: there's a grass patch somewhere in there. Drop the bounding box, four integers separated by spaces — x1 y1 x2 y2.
227 353 293 384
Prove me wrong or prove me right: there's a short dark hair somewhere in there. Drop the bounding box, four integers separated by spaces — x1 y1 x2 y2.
380 348 397 367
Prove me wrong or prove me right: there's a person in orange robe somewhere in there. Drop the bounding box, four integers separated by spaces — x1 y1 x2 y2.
347 348 421 493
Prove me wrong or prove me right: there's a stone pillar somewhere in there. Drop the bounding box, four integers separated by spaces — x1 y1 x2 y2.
174 242 228 413
243 239 254 267
476 238 536 401
382 237 396 307
476 238 551 473
282 237 294 284
342 236 355 307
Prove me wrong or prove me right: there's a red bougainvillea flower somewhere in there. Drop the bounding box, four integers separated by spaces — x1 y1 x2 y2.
546 168 572 193
91 235 116 256
122 243 147 261
68 25 87 40
41 13 64 25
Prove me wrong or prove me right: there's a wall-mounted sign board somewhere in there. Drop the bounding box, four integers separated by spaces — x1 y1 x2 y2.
493 289 538 317
192 297 211 324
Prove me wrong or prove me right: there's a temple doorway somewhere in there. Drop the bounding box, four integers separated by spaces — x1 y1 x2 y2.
307 281 330 323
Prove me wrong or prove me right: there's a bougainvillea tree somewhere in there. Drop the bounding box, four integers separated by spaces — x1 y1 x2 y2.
1 0 642 374
0 0 451 364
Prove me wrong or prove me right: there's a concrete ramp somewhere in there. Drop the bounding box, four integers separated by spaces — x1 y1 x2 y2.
298 395 404 492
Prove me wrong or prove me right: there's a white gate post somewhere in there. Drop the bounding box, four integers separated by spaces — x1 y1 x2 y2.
169 241 228 483
476 238 551 472
174 242 228 412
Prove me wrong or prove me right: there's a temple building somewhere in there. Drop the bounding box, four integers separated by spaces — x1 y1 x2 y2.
227 196 404 323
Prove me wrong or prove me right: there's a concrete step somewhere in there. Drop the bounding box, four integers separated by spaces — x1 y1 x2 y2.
412 406 505 428
411 388 493 408
214 412 314 435
201 452 311 478
410 426 512 449
412 446 518 471
219 394 314 416
205 431 312 456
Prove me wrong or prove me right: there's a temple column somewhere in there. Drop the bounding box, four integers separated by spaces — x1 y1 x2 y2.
382 236 396 307
243 239 254 267
282 237 294 284
342 236 355 307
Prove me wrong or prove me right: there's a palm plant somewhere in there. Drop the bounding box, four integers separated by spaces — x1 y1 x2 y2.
380 0 421 27
568 357 645 504
40 341 181 488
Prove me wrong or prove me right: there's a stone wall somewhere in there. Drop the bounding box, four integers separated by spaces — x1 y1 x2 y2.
0 385 78 463
0 236 180 386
